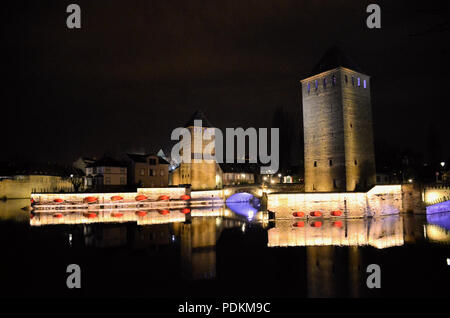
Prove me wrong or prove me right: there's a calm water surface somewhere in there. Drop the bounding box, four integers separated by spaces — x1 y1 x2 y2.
0 199 449 298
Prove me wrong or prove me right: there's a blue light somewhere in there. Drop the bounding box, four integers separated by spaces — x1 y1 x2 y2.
226 193 260 219
427 211 450 231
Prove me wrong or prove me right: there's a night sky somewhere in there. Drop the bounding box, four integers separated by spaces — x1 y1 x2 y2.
3 0 450 164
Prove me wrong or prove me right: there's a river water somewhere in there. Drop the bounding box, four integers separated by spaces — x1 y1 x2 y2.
0 199 449 298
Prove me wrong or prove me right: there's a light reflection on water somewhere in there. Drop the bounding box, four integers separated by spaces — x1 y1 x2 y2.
0 199 449 298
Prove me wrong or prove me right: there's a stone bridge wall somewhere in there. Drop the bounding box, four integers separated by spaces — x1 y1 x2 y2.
1 176 74 199
268 185 403 219
424 185 450 205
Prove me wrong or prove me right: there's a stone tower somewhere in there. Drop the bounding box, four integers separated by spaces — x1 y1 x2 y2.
301 46 376 192
171 110 220 190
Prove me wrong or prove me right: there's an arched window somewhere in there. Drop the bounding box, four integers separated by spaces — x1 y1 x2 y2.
307 83 311 93
363 79 367 88
314 161 317 167
357 77 361 87
329 159 333 166
332 75 336 86
345 75 348 83
323 78 327 88
351 77 355 86
315 80 318 90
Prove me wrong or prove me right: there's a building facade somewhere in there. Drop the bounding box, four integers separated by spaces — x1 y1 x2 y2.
126 153 169 188
301 46 376 192
85 157 127 190
220 163 255 186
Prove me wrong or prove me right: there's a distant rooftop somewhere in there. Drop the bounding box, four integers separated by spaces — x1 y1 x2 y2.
126 153 170 165
219 162 260 174
310 45 363 76
184 109 213 128
87 157 127 168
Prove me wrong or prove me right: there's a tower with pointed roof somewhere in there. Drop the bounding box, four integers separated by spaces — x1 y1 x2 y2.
171 110 222 190
300 46 376 192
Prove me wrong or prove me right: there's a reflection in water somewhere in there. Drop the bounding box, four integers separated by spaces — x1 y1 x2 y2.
427 212 450 231
0 199 30 222
30 209 189 226
424 213 450 244
1 199 449 297
268 216 404 249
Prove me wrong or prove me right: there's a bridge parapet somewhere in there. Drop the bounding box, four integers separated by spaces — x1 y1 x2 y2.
424 185 450 206
223 185 262 199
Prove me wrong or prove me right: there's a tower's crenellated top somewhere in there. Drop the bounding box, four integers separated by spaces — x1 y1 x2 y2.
310 45 362 77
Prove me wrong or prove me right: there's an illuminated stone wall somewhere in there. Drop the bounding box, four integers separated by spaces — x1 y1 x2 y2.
401 183 425 214
31 187 187 203
0 175 74 199
172 125 219 190
341 69 376 191
424 186 450 205
301 67 375 192
190 189 224 201
267 185 402 218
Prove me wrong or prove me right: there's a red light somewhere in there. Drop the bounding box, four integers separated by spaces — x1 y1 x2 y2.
181 208 191 214
111 196 124 202
135 195 148 201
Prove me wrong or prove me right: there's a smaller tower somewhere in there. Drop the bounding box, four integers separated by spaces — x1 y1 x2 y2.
172 110 220 190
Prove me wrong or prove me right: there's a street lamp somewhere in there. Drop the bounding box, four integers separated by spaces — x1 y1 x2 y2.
441 162 446 168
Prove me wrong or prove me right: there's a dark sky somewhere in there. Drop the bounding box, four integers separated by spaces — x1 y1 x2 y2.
3 0 450 164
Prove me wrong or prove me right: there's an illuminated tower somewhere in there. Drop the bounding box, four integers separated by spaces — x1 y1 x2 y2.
172 110 221 190
300 46 376 192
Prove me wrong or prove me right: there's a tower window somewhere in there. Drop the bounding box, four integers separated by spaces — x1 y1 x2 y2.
315 80 318 90
333 179 337 188
332 75 336 86
363 79 367 88
314 161 317 167
345 75 348 83
354 160 357 166
307 83 311 93
351 77 355 86
323 78 327 88
329 159 333 166
357 77 361 87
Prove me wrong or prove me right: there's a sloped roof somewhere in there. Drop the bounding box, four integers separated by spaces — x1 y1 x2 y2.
184 109 213 128
158 157 170 165
126 153 170 165
87 157 127 168
310 45 362 76
126 153 148 163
